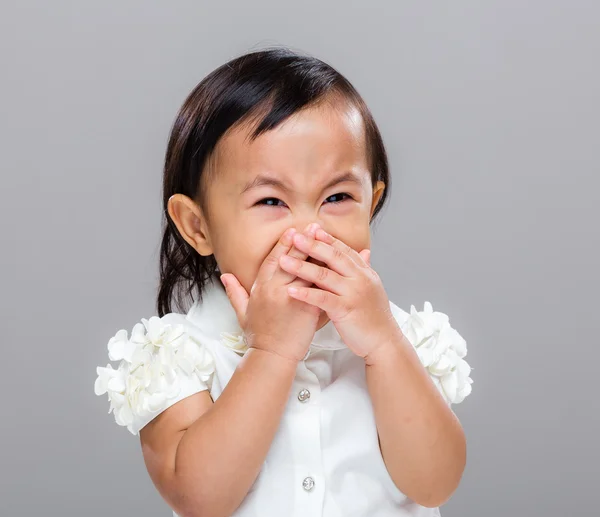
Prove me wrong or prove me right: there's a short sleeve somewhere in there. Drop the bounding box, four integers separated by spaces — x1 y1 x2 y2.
94 313 216 435
390 301 473 405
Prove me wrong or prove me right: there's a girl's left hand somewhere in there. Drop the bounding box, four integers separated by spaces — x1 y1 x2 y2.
278 226 403 361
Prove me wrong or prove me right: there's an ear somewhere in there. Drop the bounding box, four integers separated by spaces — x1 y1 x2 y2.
167 194 214 256
370 181 386 218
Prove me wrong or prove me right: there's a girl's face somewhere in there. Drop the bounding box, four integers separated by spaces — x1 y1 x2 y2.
170 99 385 330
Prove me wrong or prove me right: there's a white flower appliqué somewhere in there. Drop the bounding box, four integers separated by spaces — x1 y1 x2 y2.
94 316 215 435
400 302 473 404
219 331 248 355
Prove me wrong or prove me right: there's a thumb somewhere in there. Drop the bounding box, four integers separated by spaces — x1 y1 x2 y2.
220 273 248 325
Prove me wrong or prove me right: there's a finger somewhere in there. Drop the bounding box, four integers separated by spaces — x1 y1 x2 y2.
271 223 319 284
255 227 297 284
291 231 357 277
279 255 347 295
287 285 345 319
220 273 248 326
359 249 371 267
315 228 369 268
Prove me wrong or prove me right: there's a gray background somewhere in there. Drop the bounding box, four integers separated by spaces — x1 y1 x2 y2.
1 1 598 516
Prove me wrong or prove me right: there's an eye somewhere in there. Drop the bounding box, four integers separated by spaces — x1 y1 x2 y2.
324 193 352 204
254 193 352 208
256 197 287 207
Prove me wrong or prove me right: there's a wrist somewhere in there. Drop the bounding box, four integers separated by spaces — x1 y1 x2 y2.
364 331 407 367
247 346 301 368
364 341 395 367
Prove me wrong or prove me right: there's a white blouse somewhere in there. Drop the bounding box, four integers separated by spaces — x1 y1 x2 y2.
94 274 472 517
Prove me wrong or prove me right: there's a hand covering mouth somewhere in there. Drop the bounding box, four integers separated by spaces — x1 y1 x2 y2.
307 257 327 269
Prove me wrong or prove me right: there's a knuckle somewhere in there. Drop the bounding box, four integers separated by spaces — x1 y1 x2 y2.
357 279 370 297
264 254 279 268
365 267 380 283
317 290 328 305
317 265 329 282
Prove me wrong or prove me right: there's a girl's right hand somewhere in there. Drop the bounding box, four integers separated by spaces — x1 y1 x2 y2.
220 223 322 363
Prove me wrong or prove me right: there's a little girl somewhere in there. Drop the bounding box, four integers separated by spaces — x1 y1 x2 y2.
94 46 473 517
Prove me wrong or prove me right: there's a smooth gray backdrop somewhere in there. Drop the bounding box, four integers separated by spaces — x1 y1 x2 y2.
1 1 598 516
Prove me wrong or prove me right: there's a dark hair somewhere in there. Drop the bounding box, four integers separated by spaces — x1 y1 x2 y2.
157 45 391 317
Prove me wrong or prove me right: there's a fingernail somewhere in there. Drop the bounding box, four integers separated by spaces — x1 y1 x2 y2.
308 223 319 234
220 275 228 289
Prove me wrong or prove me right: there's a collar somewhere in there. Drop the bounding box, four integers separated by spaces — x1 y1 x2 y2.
185 274 348 355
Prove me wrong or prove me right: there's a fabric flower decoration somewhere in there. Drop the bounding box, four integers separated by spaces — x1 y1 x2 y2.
400 302 473 404
219 331 248 355
94 316 215 435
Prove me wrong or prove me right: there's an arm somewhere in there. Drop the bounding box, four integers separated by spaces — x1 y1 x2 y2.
273 225 470 507
140 347 298 517
365 335 466 508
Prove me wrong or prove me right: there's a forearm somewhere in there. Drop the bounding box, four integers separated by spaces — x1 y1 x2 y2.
174 347 298 517
365 334 466 508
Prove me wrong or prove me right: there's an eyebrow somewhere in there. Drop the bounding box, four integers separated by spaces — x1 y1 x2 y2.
240 171 364 195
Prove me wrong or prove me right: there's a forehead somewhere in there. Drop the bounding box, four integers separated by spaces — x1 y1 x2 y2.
211 101 369 190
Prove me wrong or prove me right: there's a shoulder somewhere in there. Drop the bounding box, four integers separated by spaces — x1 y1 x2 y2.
389 299 473 405
94 310 216 436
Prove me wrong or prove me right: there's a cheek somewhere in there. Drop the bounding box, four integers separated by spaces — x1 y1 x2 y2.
217 225 284 292
343 231 371 255
324 217 371 254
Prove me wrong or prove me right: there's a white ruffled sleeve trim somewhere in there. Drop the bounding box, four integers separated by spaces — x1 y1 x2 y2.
94 314 216 436
391 301 473 405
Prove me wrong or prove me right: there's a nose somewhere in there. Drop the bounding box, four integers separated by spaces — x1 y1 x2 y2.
295 222 328 253
293 222 328 268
